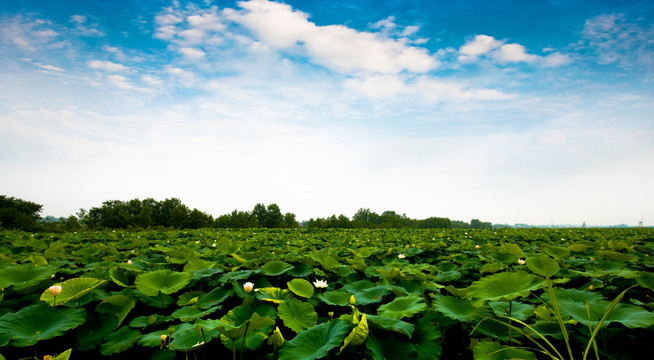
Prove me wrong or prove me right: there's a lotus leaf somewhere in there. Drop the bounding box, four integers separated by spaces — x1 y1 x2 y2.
413 313 442 360
287 278 314 298
198 286 234 309
183 258 214 272
135 269 193 296
289 263 314 277
473 341 537 360
129 314 173 328
278 319 351 360
96 294 136 328
177 291 204 306
169 323 219 351
488 301 535 321
278 298 318 333
317 290 351 306
526 255 560 277
100 325 141 356
40 277 106 306
0 303 86 347
262 260 293 276
172 305 221 322
217 304 276 351
218 270 253 283
340 313 368 352
365 330 417 360
0 263 57 290
74 312 119 351
467 270 545 306
543 246 570 259
109 267 131 287
433 295 489 322
636 272 654 291
377 295 426 319
365 314 414 337
544 288 654 328
256 287 293 303
344 281 390 305
138 328 173 348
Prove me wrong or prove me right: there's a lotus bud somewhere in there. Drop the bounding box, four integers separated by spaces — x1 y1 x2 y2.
328 311 334 319
44 355 52 360
475 244 480 249
160 334 168 349
349 295 356 306
127 260 133 265
589 284 595 291
243 281 254 293
267 326 284 348
48 285 62 297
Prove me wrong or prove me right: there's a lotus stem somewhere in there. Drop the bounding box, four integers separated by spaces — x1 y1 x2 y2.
240 322 250 360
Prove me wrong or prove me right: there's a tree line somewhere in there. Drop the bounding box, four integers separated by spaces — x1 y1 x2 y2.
0 195 491 231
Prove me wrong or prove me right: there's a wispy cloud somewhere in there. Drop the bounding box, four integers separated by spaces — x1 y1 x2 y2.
69 14 105 37
87 60 129 72
580 13 654 70
0 15 60 51
458 34 570 67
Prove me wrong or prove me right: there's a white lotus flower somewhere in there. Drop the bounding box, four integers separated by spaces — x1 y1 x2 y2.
313 279 328 288
517 259 526 265
243 281 254 293
48 285 62 297
398 253 406 259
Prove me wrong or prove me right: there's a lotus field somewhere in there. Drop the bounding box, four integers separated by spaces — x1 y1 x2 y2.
0 228 653 360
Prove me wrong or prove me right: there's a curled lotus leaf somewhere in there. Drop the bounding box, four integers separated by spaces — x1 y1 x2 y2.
467 270 546 306
377 295 426 320
135 269 193 296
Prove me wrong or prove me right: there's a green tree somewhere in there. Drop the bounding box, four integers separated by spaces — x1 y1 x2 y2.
0 195 43 230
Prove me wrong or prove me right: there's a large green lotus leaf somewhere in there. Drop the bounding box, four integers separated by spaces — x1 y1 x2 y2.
0 303 86 347
171 305 221 322
135 269 193 296
543 246 570 259
473 341 537 360
262 260 293 276
365 330 417 360
544 288 654 328
0 264 57 290
467 270 545 306
41 277 106 306
413 313 442 360
489 301 535 321
169 323 220 351
289 263 314 277
100 325 141 356
256 287 293 303
134 291 175 308
74 312 118 351
365 314 414 337
278 298 318 333
498 243 524 260
344 281 390 305
177 291 204 306
138 328 172 348
183 258 214 272
198 286 234 309
96 294 136 328
278 319 351 360
317 290 351 307
129 314 173 329
288 278 314 298
526 255 560 277
636 272 654 291
217 304 276 352
433 295 489 322
487 253 517 264
109 267 131 287
377 295 426 320
218 270 253 283
435 270 462 282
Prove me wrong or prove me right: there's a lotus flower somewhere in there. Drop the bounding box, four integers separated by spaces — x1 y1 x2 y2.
350 295 356 305
127 260 133 265
475 244 480 249
48 285 62 297
398 253 406 259
243 281 254 293
517 258 526 265
313 279 328 288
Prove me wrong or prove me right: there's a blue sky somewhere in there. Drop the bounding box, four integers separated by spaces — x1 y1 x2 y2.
1 0 653 226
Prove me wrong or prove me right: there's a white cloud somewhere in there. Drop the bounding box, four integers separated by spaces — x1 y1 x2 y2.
0 15 59 51
106 74 133 89
87 60 129 72
178 47 206 59
581 13 654 70
458 34 502 61
226 0 437 74
459 34 570 67
69 14 105 37
34 62 65 72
